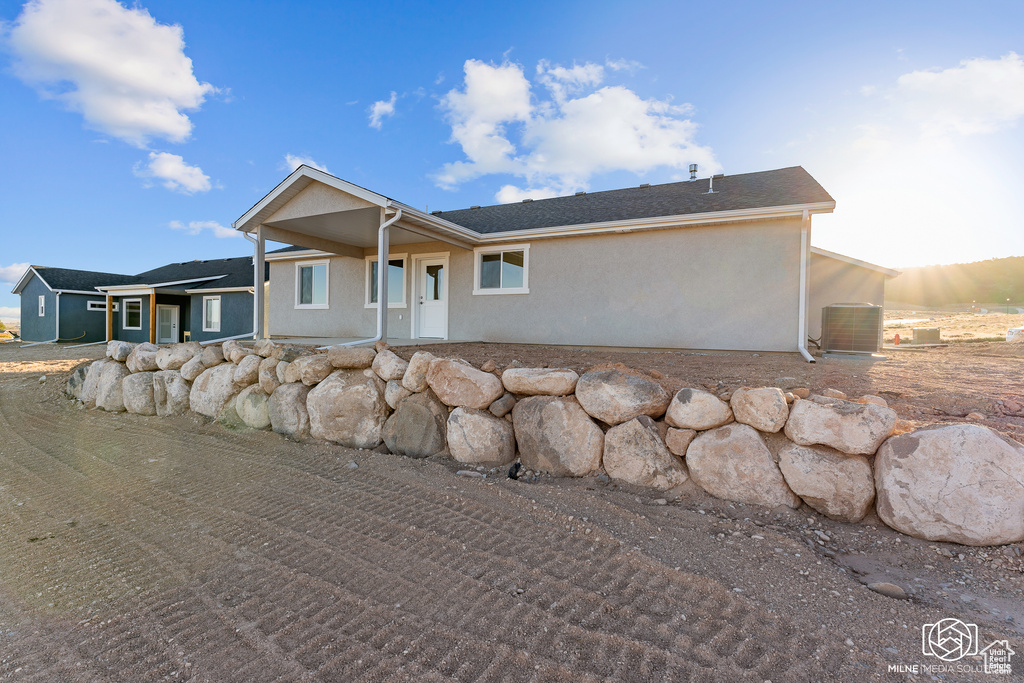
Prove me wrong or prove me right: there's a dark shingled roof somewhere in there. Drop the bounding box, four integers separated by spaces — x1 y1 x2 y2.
31 267 136 292
433 166 833 233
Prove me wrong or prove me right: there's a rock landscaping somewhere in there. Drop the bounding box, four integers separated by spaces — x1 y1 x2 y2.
68 338 1024 547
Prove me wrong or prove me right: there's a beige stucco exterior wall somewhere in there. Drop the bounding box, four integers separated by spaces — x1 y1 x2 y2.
268 217 806 351
807 253 887 341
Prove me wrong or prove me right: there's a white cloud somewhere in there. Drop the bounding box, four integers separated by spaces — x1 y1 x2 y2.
605 58 644 74
4 0 215 147
892 52 1024 137
368 91 397 129
435 59 719 201
0 306 20 321
168 220 238 239
135 152 210 193
282 154 328 173
0 263 31 284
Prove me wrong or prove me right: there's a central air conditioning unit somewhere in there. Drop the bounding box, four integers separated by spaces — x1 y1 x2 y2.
821 303 883 354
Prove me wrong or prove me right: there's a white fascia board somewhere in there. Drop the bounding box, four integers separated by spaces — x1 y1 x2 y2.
53 289 110 296
101 276 225 291
184 286 254 294
473 201 837 243
232 165 390 232
264 249 331 262
99 287 153 297
11 266 46 294
392 203 482 244
810 246 901 278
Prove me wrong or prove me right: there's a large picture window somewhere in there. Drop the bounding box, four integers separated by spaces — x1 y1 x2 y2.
295 261 329 308
123 299 142 330
203 296 221 332
473 244 530 295
365 254 407 308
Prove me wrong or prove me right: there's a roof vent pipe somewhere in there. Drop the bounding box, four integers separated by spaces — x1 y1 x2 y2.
705 175 716 194
689 163 698 181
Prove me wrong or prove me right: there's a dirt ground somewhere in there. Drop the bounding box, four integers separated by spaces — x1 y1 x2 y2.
0 340 1022 681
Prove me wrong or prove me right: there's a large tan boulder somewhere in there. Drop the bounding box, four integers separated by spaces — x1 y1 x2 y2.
300 355 334 386
122 372 157 416
665 428 697 457
604 417 689 491
382 390 448 458
307 369 390 449
126 343 160 373
80 359 111 408
106 340 134 362
66 364 88 399
778 443 874 523
502 368 579 396
222 340 248 364
327 346 376 369
446 407 516 466
189 363 242 418
276 361 291 384
95 362 130 412
730 387 789 433
875 424 1024 545
784 397 896 455
199 344 225 368
384 379 413 409
686 424 800 508
179 355 206 382
258 357 281 395
665 388 733 430
153 370 191 417
156 341 202 371
233 354 261 387
574 370 670 425
401 351 435 392
511 396 603 477
235 385 271 430
372 349 410 382
426 359 504 410
254 338 276 358
268 383 311 438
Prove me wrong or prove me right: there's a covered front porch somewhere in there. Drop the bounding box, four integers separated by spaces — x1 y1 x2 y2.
234 165 481 347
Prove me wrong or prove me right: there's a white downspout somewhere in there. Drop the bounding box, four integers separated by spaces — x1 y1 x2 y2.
21 291 60 347
318 207 403 350
197 230 262 345
797 210 815 363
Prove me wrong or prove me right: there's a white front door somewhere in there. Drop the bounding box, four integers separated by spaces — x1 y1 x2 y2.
415 257 448 339
156 305 179 344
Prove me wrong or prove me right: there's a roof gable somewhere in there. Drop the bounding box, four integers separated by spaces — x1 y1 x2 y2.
13 266 136 294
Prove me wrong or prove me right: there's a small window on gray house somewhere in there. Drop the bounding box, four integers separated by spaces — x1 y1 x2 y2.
203 296 221 332
38 295 45 317
124 299 142 330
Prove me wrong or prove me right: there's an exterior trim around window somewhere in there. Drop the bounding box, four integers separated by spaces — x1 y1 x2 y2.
294 260 329 309
364 253 408 308
87 300 118 312
123 298 142 330
202 295 222 332
472 244 530 295
38 295 45 317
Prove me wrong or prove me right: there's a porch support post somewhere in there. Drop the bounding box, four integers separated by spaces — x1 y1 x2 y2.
149 293 156 344
106 294 113 341
378 208 390 343
255 225 266 340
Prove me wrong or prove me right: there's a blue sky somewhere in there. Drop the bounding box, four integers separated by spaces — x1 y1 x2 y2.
2 0 1023 321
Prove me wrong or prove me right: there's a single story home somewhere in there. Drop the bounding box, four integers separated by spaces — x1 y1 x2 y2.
232 164 896 359
12 256 267 344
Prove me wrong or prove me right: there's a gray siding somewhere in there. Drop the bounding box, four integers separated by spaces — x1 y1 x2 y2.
267 218 805 352
807 254 887 341
19 275 56 342
114 295 151 344
190 291 254 342
60 294 109 343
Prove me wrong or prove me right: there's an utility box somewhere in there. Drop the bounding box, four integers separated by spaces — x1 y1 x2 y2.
912 327 940 345
821 304 883 353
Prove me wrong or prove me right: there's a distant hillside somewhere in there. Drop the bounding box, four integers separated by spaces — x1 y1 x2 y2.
886 256 1024 307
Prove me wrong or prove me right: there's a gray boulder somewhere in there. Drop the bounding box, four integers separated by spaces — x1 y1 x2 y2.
501 368 579 396
106 340 134 362
268 383 311 438
875 424 1024 545
254 338 277 358
327 345 376 369
179 355 206 382
575 370 670 425
730 387 789 433
427 359 504 409
80 359 111 408
307 369 390 449
273 344 306 363
233 354 261 387
95 361 130 412
153 370 191 417
686 424 800 508
784 397 897 455
665 388 733 430
511 396 603 477
446 407 516 466
66 364 89 399
488 393 516 418
401 351 435 392
779 443 874 523
235 385 271 430
276 360 291 384
122 371 157 416
384 379 413 409
189 363 242 418
604 416 689 490
126 342 160 373
156 341 202 371
382 390 448 458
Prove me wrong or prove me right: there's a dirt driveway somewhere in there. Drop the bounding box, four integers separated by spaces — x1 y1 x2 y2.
0 341 1020 681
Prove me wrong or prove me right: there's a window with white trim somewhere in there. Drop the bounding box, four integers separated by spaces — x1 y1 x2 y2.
365 254 407 308
123 299 142 330
473 244 530 295
295 261 329 308
38 295 45 317
203 296 221 332
87 300 118 312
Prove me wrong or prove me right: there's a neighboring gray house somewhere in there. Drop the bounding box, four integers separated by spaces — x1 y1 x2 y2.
12 257 267 344
233 164 896 357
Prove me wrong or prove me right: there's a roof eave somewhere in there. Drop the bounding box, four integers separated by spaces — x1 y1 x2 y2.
11 266 46 295
810 246 901 278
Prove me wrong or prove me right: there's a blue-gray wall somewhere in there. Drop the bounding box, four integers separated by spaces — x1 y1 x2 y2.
113 294 151 343
60 295 109 343
19 275 55 342
189 291 253 342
